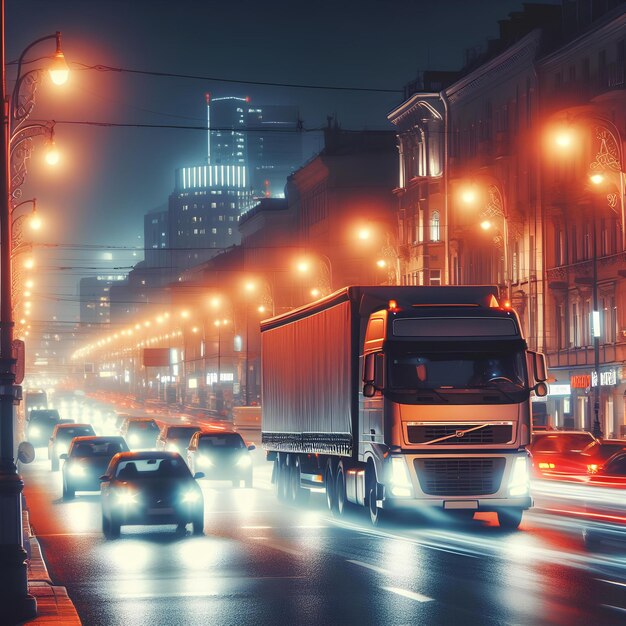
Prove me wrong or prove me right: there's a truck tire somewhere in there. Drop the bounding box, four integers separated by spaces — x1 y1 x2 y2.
276 458 288 501
325 465 337 513
336 463 351 516
289 461 309 505
497 508 523 530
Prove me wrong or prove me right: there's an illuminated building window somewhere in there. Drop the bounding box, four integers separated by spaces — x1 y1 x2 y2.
430 211 440 242
211 202 217 208
212 228 217 234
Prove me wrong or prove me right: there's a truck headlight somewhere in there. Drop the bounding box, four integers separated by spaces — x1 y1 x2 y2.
129 434 140 445
389 457 412 497
508 456 530 496
30 426 40 437
236 455 252 468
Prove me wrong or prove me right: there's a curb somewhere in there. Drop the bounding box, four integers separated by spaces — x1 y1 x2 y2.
19 510 82 625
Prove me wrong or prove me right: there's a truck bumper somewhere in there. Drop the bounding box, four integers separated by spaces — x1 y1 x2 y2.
382 450 532 511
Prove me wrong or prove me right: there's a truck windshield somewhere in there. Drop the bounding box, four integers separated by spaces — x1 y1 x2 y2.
388 348 527 391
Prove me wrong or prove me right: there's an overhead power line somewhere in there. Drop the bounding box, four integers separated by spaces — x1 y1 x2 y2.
76 63 404 95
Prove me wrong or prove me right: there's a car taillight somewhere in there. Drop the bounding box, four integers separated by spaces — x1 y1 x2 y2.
587 463 599 474
538 462 555 470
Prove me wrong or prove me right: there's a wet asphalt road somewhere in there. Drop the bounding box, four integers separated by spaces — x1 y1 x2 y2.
21 449 626 626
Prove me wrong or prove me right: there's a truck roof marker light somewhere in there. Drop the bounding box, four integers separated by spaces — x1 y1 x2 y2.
502 300 512 310
488 295 500 308
388 300 398 311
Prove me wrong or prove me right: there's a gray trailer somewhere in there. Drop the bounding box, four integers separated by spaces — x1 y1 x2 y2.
261 286 547 528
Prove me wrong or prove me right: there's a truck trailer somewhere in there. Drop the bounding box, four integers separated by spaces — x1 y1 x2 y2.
261 285 548 529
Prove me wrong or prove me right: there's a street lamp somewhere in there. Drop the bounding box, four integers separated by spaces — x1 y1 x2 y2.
296 254 333 295
0 19 69 622
356 224 400 285
460 181 510 298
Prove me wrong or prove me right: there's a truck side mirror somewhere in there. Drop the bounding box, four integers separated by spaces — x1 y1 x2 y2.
527 351 547 383
363 353 376 384
534 382 548 397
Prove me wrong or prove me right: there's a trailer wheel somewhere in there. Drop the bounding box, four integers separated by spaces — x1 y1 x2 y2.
325 465 337 513
336 463 351 516
289 461 309 505
275 458 287 501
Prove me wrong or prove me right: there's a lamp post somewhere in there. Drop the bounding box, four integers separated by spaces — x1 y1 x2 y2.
461 182 510 299
0 8 68 620
357 224 400 285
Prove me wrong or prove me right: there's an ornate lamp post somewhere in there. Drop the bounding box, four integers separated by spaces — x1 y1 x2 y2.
0 5 68 620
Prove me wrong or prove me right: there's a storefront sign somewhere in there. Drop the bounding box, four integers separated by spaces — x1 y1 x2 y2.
591 369 617 387
571 375 591 388
548 384 571 396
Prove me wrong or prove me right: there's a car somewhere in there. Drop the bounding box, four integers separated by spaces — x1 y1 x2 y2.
187 431 255 487
528 430 597 479
26 410 69 447
156 424 201 455
60 436 129 500
581 450 626 550
119 417 160 450
48 423 96 470
99 451 204 539
580 439 626 475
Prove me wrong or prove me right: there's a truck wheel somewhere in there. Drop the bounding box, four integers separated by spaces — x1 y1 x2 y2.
336 464 351 516
497 508 523 530
368 487 386 526
276 459 288 501
325 465 337 513
289 462 309 505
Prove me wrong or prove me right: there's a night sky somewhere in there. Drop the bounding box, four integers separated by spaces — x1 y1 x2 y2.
7 0 560 324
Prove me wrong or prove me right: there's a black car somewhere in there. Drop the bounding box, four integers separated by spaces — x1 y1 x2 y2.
100 451 204 538
48 423 96 471
26 410 70 447
60 436 129 500
186 431 255 487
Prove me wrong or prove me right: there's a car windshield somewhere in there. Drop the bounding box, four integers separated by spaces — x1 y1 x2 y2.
198 434 245 451
168 427 198 440
128 421 158 433
581 441 626 460
72 439 127 457
388 348 527 390
115 457 190 479
57 426 94 441
531 434 594 453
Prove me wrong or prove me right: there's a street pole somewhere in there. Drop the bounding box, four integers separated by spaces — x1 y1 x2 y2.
591 199 602 437
245 308 249 406
0 0 37 619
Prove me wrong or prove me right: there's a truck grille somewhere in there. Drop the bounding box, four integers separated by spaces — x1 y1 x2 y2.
414 457 506 496
406 424 513 445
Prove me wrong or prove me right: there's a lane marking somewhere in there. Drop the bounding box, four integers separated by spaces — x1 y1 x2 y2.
598 579 626 588
346 559 391 576
382 585 434 603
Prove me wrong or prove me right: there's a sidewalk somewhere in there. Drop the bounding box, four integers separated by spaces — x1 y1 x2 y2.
18 510 81 625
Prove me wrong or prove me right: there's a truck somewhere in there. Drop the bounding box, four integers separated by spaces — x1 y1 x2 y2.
261 285 548 529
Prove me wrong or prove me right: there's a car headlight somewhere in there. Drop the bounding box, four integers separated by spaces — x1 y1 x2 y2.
388 456 412 497
129 434 140 445
508 456 530 496
56 442 69 455
69 464 86 476
30 426 40 437
181 490 201 504
197 455 213 468
167 443 178 452
236 455 252 468
115 490 139 506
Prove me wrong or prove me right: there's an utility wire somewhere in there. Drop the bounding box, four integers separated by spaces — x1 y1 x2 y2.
76 63 404 95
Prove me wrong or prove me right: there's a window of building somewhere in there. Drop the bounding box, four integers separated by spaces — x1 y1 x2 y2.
228 228 232 235
570 300 580 348
211 228 217 234
211 202 217 209
430 210 440 242
429 269 441 286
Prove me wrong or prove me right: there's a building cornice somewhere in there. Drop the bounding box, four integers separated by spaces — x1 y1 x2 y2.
387 93 442 126
539 11 626 69
445 30 542 104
